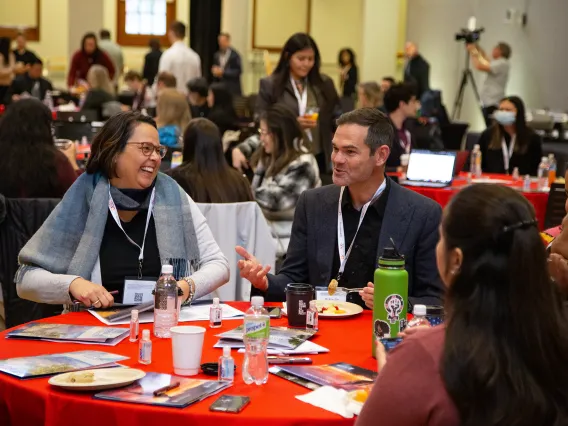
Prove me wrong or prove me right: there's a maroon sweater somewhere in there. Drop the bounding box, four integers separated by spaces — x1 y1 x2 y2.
355 326 460 426
67 50 115 87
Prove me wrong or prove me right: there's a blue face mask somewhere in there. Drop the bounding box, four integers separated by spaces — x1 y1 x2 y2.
494 110 516 125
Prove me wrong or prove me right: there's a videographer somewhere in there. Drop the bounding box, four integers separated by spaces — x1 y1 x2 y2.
467 41 512 127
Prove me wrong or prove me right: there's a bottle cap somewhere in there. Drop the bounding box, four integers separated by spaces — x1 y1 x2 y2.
309 300 317 308
161 264 173 274
142 329 150 339
413 304 427 316
131 309 139 320
213 297 220 305
473 144 480 150
378 247 405 268
541 156 548 162
251 296 264 307
223 346 231 357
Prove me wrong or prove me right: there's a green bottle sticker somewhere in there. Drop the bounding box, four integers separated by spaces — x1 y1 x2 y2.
244 319 269 339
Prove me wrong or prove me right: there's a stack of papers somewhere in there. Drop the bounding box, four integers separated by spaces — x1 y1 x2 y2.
232 340 330 355
5 323 129 346
215 326 317 351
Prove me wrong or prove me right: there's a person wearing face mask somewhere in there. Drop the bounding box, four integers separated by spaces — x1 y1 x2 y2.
256 33 340 175
16 111 230 309
478 96 542 176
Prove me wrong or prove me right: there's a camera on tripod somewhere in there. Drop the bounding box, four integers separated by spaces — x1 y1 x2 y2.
455 28 484 44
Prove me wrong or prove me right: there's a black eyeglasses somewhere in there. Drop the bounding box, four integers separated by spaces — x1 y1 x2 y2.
127 142 168 158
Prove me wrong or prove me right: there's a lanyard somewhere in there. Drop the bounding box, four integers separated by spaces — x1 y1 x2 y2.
336 180 387 281
501 135 516 172
290 76 308 117
108 188 156 278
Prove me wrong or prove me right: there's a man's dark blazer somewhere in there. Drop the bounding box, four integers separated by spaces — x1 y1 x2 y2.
404 54 430 100
256 177 444 306
5 73 53 104
213 49 242 96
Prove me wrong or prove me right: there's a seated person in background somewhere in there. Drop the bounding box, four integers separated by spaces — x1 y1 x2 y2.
6 58 52 103
547 169 568 292
12 32 38 74
251 104 321 218
378 77 396 113
156 88 191 147
384 83 419 170
124 70 152 111
479 95 542 176
207 82 239 137
166 118 252 203
236 108 443 306
16 111 230 308
0 99 79 198
187 77 210 118
81 65 116 120
357 82 382 109
356 184 568 426
155 71 177 100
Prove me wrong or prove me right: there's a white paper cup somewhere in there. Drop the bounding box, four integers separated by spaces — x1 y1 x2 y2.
170 326 206 376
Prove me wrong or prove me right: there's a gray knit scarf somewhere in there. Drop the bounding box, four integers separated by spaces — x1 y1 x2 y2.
16 172 200 283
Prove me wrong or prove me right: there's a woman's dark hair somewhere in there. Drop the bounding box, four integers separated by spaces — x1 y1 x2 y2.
338 48 356 66
168 118 252 203
272 33 324 99
0 37 11 63
489 95 534 154
86 111 156 178
0 99 60 197
251 104 307 177
440 184 568 426
81 32 99 55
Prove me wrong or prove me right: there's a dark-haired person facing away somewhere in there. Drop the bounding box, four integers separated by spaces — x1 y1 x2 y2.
166 118 252 203
143 38 162 85
236 108 443 307
5 58 53 104
256 33 340 174
67 32 115 88
212 33 242 96
356 184 568 426
478 95 542 176
16 111 229 309
187 77 210 118
123 70 152 111
0 99 79 198
207 82 239 137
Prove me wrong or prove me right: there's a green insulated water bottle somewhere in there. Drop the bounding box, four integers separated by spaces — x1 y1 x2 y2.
372 247 408 358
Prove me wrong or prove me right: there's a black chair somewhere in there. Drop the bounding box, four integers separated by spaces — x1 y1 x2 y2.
55 111 98 123
440 122 469 151
0 196 62 328
544 182 567 230
54 122 99 142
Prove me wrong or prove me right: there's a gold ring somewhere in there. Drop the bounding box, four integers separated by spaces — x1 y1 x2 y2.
93 299 101 306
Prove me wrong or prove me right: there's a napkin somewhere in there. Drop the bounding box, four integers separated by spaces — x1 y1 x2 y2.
295 386 363 418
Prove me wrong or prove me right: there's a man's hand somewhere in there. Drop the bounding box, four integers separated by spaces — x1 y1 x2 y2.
69 278 114 308
211 65 223 78
235 246 271 291
359 282 374 309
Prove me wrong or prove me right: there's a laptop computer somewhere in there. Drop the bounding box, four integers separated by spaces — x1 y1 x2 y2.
402 150 457 188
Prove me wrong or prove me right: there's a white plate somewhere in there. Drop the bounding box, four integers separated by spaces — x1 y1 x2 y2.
48 367 146 391
282 301 363 318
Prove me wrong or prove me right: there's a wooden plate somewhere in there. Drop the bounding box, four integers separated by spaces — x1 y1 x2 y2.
48 367 145 392
282 301 363 318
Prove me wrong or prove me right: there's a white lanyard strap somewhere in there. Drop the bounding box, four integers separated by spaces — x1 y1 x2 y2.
108 187 156 278
501 135 516 172
336 180 387 280
290 76 308 117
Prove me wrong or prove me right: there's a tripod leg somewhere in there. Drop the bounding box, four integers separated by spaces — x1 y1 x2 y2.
452 71 468 120
466 70 485 122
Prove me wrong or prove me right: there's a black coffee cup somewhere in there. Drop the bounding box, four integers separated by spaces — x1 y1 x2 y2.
285 283 314 327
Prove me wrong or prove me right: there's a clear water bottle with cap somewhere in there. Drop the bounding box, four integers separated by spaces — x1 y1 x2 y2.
537 156 549 190
523 175 531 192
470 144 482 178
153 264 179 338
242 296 270 385
406 304 431 329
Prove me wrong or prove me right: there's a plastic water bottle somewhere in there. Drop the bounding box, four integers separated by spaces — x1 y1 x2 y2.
43 90 54 111
406 305 431 329
523 175 531 192
537 156 549 190
218 346 235 384
306 300 319 331
242 296 270 385
470 144 482 178
512 167 520 181
548 153 557 187
153 264 179 338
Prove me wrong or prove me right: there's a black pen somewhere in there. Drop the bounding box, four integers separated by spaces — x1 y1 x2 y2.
153 381 181 396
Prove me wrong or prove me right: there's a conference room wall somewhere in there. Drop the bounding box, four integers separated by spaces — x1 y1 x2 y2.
407 0 568 131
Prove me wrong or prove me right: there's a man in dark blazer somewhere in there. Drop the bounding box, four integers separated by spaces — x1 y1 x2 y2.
403 42 430 100
236 108 444 308
5 58 53 104
211 33 242 96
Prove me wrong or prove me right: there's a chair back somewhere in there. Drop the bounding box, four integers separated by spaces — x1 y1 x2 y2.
195 202 276 301
440 122 469 150
544 182 567 230
0 196 62 328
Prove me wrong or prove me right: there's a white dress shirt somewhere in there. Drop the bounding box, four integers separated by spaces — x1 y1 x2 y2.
158 40 201 94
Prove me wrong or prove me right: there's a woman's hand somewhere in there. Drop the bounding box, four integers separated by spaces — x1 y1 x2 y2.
359 282 374 309
297 116 317 129
69 278 114 308
61 142 80 171
177 279 196 303
232 148 249 172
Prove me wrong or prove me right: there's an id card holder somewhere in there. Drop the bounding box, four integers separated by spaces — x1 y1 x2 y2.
123 276 158 305
315 286 347 302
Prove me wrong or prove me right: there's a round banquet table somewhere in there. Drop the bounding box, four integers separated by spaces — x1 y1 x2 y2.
0 302 376 426
400 173 550 230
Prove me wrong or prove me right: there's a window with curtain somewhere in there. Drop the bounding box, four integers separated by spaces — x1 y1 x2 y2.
117 0 176 47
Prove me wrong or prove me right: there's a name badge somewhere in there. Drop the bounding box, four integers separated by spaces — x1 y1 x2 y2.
315 287 347 302
123 276 157 305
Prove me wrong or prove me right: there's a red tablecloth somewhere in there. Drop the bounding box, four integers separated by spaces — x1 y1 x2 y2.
0 303 376 426
400 173 550 230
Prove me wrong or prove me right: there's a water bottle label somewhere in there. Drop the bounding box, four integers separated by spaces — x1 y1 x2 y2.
384 294 404 324
244 319 269 339
306 311 315 326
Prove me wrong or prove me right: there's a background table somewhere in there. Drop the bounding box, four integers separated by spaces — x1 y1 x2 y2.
0 302 375 426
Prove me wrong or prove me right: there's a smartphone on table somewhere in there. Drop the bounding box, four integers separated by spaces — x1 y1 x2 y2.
209 395 251 413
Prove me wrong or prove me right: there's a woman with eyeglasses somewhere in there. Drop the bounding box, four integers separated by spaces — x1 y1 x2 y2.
356 184 568 426
16 111 229 309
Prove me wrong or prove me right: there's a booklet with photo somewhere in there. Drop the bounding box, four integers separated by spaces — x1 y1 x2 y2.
270 362 377 392
94 372 231 408
89 301 154 325
0 350 128 379
6 323 129 346
216 326 316 350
